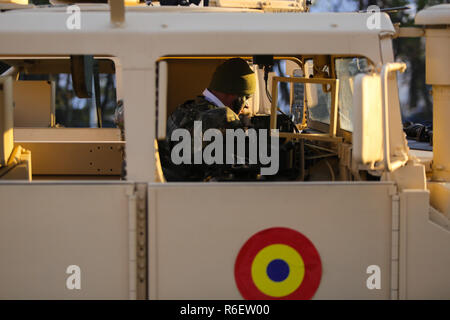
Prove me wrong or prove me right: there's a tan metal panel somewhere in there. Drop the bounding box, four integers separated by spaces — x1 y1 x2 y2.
122 69 155 182
165 59 226 117
13 81 54 127
415 4 450 25
424 29 450 86
148 182 394 299
14 128 122 142
399 190 450 299
428 182 450 218
0 13 388 68
0 182 134 299
15 141 123 175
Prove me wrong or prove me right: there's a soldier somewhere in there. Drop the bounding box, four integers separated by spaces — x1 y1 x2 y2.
160 58 257 181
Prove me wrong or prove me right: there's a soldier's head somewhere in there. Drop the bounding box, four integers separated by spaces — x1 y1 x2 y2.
208 58 256 114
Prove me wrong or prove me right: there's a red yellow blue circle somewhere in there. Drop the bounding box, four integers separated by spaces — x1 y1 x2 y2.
234 227 322 300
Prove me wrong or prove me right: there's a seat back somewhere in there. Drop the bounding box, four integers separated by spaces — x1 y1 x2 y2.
13 80 55 127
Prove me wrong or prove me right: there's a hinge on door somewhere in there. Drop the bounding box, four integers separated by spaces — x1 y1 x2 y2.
127 184 148 300
390 185 400 300
135 183 148 300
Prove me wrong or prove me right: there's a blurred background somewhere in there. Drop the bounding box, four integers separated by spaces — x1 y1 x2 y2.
311 0 448 125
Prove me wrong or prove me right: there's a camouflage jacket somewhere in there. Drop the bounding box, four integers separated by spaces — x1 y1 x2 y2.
160 95 244 181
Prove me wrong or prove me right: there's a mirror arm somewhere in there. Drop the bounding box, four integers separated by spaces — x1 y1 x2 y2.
381 62 406 172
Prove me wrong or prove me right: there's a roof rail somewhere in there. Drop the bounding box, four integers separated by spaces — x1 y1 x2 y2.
209 0 308 12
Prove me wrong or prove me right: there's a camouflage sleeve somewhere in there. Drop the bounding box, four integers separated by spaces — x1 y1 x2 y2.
200 107 243 132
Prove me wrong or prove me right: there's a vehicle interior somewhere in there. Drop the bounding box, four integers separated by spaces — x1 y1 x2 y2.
0 56 124 181
0 54 377 183
155 55 376 182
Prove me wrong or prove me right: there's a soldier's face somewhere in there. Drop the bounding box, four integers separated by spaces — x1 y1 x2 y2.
230 95 250 114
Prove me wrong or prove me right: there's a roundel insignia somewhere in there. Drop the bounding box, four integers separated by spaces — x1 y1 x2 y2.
234 227 322 300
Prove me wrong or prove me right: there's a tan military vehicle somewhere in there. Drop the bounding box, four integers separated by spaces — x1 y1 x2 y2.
0 0 449 299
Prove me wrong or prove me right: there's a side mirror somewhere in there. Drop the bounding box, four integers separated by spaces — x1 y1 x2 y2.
352 73 383 168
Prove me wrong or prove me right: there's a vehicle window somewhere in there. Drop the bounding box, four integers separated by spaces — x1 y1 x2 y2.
157 56 368 184
302 59 332 126
306 82 332 125
53 73 117 128
1 58 117 128
0 56 124 182
335 57 372 132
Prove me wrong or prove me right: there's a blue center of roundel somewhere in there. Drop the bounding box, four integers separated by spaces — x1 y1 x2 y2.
266 259 290 282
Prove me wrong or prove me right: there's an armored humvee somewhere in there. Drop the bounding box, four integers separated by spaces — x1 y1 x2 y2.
0 0 449 299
